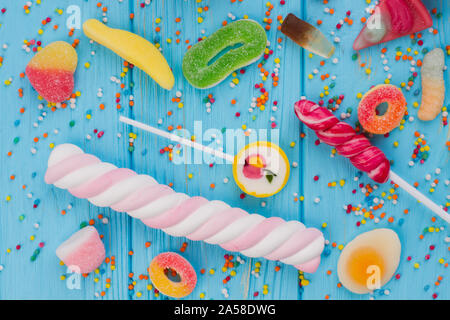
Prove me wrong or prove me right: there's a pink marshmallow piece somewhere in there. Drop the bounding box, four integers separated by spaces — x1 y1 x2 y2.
56 226 106 274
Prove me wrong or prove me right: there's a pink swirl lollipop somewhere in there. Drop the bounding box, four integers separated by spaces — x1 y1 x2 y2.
294 98 450 224
295 99 390 183
45 144 325 273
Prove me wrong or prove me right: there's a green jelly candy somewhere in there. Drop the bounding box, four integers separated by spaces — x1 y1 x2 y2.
182 20 267 89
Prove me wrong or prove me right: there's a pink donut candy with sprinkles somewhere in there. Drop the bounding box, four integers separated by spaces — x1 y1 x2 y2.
295 99 391 184
45 144 325 273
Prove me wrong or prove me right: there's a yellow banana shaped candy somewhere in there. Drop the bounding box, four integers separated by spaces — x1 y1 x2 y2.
83 19 174 90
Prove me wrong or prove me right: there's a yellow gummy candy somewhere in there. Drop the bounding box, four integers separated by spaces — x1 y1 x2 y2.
418 48 445 121
83 19 174 90
27 41 77 72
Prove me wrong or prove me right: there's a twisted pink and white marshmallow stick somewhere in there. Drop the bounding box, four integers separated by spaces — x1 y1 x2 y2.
45 144 325 273
295 99 391 183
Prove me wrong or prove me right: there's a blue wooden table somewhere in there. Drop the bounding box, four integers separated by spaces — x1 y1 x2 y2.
0 0 448 300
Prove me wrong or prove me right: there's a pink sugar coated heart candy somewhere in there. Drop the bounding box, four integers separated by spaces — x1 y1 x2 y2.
25 41 77 103
56 226 105 274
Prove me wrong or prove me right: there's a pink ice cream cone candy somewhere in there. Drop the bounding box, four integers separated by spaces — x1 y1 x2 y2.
45 144 325 273
294 99 390 184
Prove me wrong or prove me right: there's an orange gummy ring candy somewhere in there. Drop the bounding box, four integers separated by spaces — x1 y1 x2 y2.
358 84 406 134
149 252 197 298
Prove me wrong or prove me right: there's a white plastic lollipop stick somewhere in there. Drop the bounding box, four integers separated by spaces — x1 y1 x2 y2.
121 117 449 222
121 117 288 198
389 170 450 224
119 116 235 163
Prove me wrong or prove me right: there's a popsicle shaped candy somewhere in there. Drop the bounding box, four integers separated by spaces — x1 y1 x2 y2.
353 0 432 51
281 13 335 59
26 41 77 103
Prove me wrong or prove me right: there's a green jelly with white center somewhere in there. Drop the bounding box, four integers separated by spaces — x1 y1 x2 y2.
182 20 267 89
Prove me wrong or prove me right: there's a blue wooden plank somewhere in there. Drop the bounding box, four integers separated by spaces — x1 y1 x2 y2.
0 0 133 299
128 0 305 300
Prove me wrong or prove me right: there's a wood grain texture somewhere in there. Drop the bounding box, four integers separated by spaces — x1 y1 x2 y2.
0 0 448 300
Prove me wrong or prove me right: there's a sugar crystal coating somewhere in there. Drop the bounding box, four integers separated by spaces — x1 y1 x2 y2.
418 48 445 121
25 41 77 103
358 84 407 134
149 252 197 298
182 20 267 89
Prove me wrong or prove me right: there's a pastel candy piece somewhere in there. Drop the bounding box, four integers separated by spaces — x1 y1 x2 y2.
56 226 105 274
149 252 197 298
25 41 77 103
233 141 290 198
358 84 407 134
45 144 325 273
418 48 445 121
281 13 335 59
182 20 267 89
353 0 432 51
141 196 209 229
83 19 174 90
